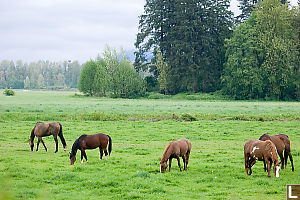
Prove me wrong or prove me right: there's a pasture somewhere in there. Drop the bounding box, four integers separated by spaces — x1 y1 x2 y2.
0 90 299 200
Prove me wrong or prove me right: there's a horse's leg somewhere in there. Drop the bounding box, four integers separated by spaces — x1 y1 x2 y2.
244 154 249 175
182 155 186 171
53 135 58 153
278 152 284 169
176 156 182 172
36 137 47 151
263 160 266 172
36 137 41 151
40 139 47 152
80 150 84 164
99 147 103 160
83 151 88 163
266 158 271 178
169 158 172 172
104 149 108 161
284 150 288 169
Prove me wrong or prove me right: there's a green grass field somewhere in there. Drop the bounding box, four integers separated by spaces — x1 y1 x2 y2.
0 90 299 199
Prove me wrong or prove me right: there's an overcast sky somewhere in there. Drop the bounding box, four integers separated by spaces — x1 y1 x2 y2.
0 0 298 64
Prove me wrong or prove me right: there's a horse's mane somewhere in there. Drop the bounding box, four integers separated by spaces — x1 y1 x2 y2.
259 134 271 140
71 135 87 156
161 142 173 162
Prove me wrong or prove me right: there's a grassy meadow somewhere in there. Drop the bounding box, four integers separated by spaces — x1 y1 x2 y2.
0 90 299 199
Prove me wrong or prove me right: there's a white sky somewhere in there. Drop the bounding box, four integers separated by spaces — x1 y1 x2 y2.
0 0 298 64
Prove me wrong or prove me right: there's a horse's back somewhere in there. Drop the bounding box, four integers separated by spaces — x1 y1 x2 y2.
34 122 60 137
34 122 50 137
83 133 108 149
269 135 285 153
175 138 191 155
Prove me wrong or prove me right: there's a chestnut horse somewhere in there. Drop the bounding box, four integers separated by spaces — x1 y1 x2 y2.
259 133 294 171
160 138 191 173
30 122 66 153
70 133 112 165
244 139 280 178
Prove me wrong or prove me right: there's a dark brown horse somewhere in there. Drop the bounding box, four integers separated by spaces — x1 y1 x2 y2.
160 138 191 173
244 139 280 178
70 133 112 165
259 133 294 171
30 122 66 153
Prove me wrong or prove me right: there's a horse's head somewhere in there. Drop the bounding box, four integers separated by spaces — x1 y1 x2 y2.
259 134 271 141
160 158 167 173
70 152 76 165
29 138 34 151
273 161 281 178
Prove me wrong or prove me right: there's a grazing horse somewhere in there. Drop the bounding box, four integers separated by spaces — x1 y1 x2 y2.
244 139 280 178
30 122 66 153
259 133 294 172
160 138 191 173
70 133 112 165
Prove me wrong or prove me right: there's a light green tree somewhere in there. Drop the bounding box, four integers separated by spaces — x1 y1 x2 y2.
222 0 299 100
156 50 169 94
24 76 30 89
78 60 98 96
37 74 44 88
93 58 111 96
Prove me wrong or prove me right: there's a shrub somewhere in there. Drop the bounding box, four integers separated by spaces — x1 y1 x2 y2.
3 88 15 96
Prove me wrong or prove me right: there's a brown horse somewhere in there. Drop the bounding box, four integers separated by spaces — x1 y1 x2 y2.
70 133 112 165
30 122 66 153
259 133 294 171
244 139 280 178
160 138 191 173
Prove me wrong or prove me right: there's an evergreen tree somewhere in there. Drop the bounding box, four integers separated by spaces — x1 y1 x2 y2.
135 0 233 94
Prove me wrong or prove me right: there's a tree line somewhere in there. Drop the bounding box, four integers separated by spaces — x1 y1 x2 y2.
0 60 82 89
132 0 299 100
2 0 299 100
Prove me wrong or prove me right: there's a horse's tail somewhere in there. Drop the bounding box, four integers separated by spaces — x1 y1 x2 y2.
107 135 112 155
58 123 67 149
278 134 291 151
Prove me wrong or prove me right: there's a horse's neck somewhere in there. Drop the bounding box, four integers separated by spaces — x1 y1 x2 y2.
162 144 173 162
30 127 36 140
271 147 279 164
265 141 279 163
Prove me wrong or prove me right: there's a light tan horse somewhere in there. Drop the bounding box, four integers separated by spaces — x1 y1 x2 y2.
244 139 280 178
160 138 191 173
30 122 66 153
